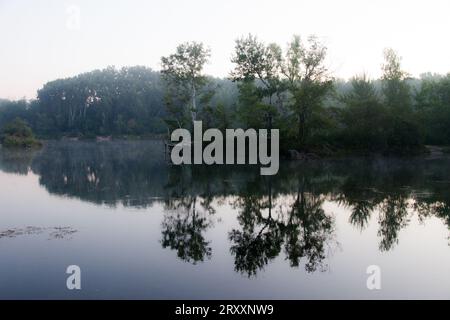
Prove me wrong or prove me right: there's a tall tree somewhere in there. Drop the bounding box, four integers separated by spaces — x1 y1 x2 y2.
381 48 411 114
230 35 332 147
161 42 211 128
230 35 285 130
282 35 333 148
230 34 284 107
381 49 422 151
340 75 387 150
416 74 450 144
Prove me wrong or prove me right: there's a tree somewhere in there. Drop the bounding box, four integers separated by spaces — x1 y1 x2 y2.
282 35 333 148
381 49 422 151
381 48 411 114
340 75 387 150
0 100 31 130
230 34 333 148
35 66 166 137
416 74 450 144
230 34 284 107
161 42 211 128
230 35 286 131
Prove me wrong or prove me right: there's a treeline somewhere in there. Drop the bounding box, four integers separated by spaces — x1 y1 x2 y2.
0 66 237 138
1 66 176 137
1 34 450 153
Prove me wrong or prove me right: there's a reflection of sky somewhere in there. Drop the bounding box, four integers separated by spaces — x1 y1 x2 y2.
1 0 450 99
1 170 450 299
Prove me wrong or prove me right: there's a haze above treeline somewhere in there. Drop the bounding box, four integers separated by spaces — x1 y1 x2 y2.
2 0 450 100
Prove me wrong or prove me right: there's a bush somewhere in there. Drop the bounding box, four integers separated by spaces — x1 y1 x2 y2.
1 118 42 148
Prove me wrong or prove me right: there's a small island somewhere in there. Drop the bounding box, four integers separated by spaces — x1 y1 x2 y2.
0 118 42 148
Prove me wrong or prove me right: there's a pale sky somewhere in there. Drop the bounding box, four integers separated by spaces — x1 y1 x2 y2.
1 0 450 99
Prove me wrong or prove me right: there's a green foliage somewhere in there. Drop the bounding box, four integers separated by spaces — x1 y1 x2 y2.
231 34 333 149
0 66 237 139
3 118 33 137
230 34 284 102
416 74 450 144
1 118 41 148
385 116 422 153
2 39 450 155
0 100 30 130
381 48 412 114
334 50 422 154
337 72 422 153
35 66 167 137
380 49 422 151
161 42 211 128
235 80 275 129
339 75 388 150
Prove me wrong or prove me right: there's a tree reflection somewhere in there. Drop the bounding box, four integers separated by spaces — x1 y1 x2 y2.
161 196 213 264
0 147 39 175
229 176 336 277
283 180 334 272
348 201 374 231
377 195 410 251
160 166 217 264
229 179 284 276
2 142 450 274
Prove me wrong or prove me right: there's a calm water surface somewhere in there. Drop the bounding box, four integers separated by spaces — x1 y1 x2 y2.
1 140 450 299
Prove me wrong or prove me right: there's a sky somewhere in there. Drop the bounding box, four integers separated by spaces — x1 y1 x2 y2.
1 0 450 99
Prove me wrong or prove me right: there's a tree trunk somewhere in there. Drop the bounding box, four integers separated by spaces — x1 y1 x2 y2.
298 114 305 150
191 83 197 124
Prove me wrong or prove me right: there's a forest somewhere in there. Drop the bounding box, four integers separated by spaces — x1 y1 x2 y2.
1 34 450 155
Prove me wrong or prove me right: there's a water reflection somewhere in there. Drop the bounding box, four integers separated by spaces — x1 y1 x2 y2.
0 147 38 175
1 141 450 277
161 194 215 264
228 177 336 277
